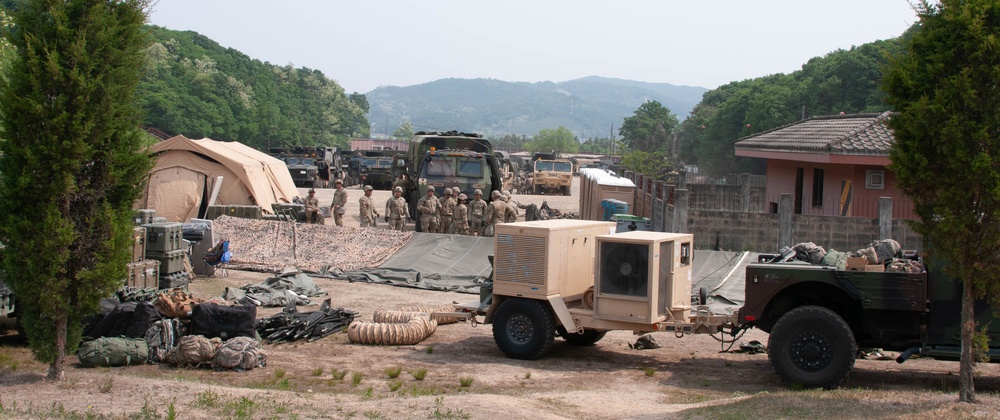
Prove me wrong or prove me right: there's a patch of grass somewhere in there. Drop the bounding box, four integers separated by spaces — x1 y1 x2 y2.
361 386 374 400
364 410 386 420
56 376 79 390
276 378 291 391
351 371 364 387
194 389 223 408
136 396 161 419
311 367 324 376
165 402 177 420
98 376 114 394
0 352 18 372
459 376 473 388
223 396 260 420
388 380 403 392
431 397 469 419
642 367 656 377
408 384 443 397
426 346 434 354
273 368 286 379
412 368 428 381
332 369 347 381
384 366 402 379
700 378 712 387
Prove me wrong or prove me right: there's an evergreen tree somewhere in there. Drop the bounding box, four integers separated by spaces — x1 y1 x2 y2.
0 0 152 380
883 0 1000 402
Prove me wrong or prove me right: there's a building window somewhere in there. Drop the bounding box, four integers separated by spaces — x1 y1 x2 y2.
866 169 885 190
812 168 825 207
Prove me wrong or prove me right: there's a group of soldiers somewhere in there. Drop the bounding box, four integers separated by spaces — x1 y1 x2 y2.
301 178 521 235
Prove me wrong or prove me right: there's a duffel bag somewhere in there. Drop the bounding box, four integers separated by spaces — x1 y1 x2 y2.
212 336 267 371
189 303 257 340
78 337 148 367
166 335 222 368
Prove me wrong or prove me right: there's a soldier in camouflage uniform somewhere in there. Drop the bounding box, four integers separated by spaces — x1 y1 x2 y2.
468 189 487 236
453 193 470 235
387 186 409 231
329 179 348 227
438 187 456 234
416 186 441 233
304 188 322 224
358 185 378 228
483 190 507 237
502 193 519 223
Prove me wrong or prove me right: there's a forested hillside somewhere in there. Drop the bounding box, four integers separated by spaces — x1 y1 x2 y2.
675 37 906 174
139 26 369 150
366 76 707 139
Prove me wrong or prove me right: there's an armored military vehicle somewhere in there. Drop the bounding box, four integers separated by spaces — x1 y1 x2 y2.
531 159 573 195
395 131 504 231
740 252 1000 388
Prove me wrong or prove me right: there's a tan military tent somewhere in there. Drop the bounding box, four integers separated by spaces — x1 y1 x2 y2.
141 135 299 222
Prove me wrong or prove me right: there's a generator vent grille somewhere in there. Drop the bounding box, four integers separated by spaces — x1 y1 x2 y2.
495 234 546 285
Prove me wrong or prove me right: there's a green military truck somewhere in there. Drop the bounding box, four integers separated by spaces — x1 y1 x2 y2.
394 131 503 231
740 253 1000 388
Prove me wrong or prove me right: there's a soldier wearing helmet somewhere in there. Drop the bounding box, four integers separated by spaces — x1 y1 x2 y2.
329 179 347 226
304 188 322 224
438 187 456 234
416 186 441 233
482 190 507 237
387 186 409 231
468 188 487 236
502 193 519 223
453 192 470 235
359 185 378 227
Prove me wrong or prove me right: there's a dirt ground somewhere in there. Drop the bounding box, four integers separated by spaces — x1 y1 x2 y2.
1 177 999 419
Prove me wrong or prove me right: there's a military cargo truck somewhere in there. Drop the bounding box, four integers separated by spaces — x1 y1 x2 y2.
531 159 573 195
394 131 504 231
740 254 1000 388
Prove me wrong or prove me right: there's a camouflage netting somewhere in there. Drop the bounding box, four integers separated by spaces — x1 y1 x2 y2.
212 216 413 273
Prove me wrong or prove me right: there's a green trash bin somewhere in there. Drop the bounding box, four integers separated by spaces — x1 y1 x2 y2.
611 214 652 233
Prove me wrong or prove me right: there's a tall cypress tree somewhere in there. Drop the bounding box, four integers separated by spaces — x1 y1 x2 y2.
0 0 152 380
883 0 1000 402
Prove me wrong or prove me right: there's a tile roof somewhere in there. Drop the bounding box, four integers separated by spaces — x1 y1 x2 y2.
733 111 894 155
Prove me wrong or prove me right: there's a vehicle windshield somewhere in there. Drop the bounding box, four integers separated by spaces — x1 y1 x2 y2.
286 158 301 165
361 158 377 167
376 159 393 168
425 158 454 176
535 161 571 172
301 158 315 165
457 159 482 177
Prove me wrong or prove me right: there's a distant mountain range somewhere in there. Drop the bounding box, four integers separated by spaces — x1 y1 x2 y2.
366 76 708 139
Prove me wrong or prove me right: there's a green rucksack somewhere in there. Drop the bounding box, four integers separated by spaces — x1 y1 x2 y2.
77 337 149 367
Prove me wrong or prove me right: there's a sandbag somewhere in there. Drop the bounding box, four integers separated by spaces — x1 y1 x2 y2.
212 336 267 371
78 337 148 367
189 303 257 340
144 318 183 363
166 335 222 367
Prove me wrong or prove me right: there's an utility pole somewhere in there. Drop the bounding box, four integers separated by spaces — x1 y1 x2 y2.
610 122 615 155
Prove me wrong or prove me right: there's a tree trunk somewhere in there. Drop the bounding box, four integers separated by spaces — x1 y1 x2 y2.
47 317 68 381
959 277 976 402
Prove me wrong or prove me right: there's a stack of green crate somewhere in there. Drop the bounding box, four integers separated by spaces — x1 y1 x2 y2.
142 222 189 289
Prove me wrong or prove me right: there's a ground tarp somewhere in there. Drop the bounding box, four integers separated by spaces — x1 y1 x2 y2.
330 232 755 312
329 233 493 293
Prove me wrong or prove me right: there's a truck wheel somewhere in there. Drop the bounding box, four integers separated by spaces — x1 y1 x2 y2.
768 305 856 389
558 327 607 346
493 298 555 360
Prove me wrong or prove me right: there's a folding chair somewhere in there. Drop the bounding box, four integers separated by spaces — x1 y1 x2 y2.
204 240 232 277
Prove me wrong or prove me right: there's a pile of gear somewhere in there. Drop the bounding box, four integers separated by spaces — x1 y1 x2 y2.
771 239 923 273
222 268 328 307
77 288 266 371
212 215 412 273
258 299 358 344
524 201 579 222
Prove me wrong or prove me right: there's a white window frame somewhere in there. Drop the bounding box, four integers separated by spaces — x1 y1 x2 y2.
866 169 885 190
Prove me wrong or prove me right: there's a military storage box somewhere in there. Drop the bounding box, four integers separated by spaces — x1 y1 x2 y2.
132 227 146 262
125 259 160 289
134 209 155 226
143 222 183 253
146 249 187 274
158 271 190 290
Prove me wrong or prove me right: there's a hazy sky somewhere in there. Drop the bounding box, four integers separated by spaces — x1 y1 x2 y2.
149 1 919 94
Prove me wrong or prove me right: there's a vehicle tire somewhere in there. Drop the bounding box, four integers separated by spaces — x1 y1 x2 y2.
698 287 708 305
558 327 607 346
562 186 570 196
492 298 556 360
768 305 856 389
534 185 541 195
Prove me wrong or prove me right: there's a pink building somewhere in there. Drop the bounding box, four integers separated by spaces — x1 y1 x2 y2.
349 138 408 152
734 112 914 219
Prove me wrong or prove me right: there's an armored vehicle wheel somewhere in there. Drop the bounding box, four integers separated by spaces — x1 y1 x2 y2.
558 327 607 346
562 186 570 196
768 305 856 389
493 298 555 359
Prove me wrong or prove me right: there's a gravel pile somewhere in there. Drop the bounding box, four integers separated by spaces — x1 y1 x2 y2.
212 216 412 273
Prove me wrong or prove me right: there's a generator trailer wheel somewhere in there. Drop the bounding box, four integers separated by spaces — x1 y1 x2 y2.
492 298 555 360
